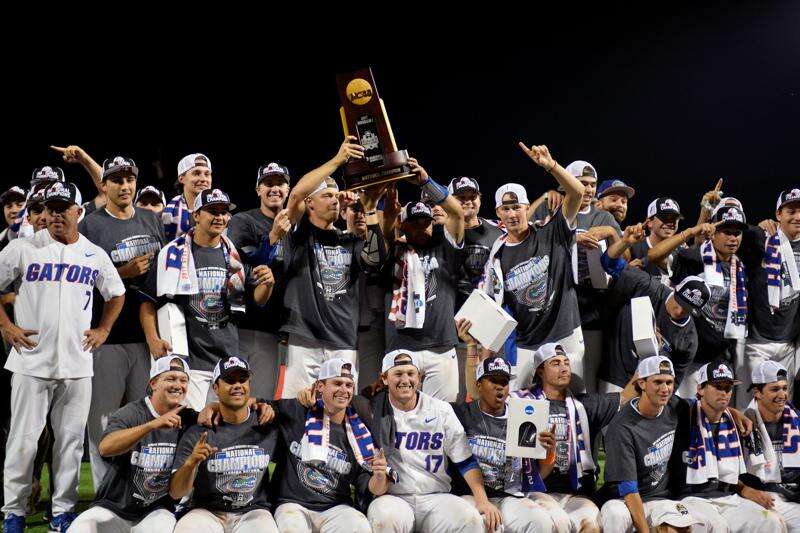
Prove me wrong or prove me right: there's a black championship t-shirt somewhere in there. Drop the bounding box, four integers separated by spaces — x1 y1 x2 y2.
142 242 245 372
498 210 580 349
93 398 198 521
271 399 372 512
458 219 504 308
226 208 287 335
385 225 463 352
79 207 165 344
172 412 278 513
603 396 679 502
280 215 367 349
738 226 800 343
670 246 737 364
630 238 680 280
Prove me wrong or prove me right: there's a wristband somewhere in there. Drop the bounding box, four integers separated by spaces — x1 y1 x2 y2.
421 177 449 204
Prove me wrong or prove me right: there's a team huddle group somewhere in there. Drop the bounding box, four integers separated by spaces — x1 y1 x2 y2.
0 137 797 533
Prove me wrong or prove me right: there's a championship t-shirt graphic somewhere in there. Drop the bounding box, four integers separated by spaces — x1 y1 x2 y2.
190 267 229 329
289 440 352 495
504 256 551 311
643 431 675 487
314 244 352 301
130 442 176 505
207 445 271 509
467 435 515 491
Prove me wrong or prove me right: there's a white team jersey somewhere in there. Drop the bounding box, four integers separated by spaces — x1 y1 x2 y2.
387 391 474 496
0 229 125 379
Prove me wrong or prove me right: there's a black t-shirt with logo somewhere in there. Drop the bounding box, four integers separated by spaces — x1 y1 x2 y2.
458 219 504 308
93 398 198 521
630 238 679 280
670 246 737 364
738 226 800 343
281 215 368 349
226 208 287 336
271 399 372 512
79 207 165 344
385 225 463 352
497 211 580 349
172 412 278 513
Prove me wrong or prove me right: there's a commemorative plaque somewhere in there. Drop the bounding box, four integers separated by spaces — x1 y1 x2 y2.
336 68 415 190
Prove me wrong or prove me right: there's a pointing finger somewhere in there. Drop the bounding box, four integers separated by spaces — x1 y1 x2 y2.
714 178 723 192
49 145 67 153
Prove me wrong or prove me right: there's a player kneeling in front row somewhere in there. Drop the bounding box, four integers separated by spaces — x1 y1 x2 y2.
366 351 503 533
170 356 279 533
270 358 389 532
70 356 196 532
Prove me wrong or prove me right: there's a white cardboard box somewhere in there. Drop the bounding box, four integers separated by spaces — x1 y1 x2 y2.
506 398 550 459
631 296 659 358
454 289 518 353
157 303 189 358
572 236 609 289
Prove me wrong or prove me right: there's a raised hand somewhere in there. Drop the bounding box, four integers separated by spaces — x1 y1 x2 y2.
149 405 184 430
332 136 365 166
187 431 217 467
622 223 646 245
538 424 556 453
269 209 292 243
701 178 724 209
518 142 556 171
50 145 89 165
456 318 477 345
256 402 275 425
407 157 429 185
253 265 275 287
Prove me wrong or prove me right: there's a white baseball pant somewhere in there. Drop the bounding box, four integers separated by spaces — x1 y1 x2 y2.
69 506 176 533
87 342 151 489
600 498 698 532
173 507 278 533
274 502 371 533
368 493 484 533
770 492 800 533
526 492 600 533
736 338 798 408
513 326 585 392
680 494 788 533
239 329 280 401
2 373 91 517
280 335 357 399
185 369 218 412
462 494 557 533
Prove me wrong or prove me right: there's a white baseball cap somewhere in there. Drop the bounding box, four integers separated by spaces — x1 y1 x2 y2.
564 160 598 180
495 183 530 208
636 356 675 379
317 358 357 381
309 177 339 197
750 360 789 389
150 355 190 380
381 350 421 374
533 343 569 369
649 501 700 529
177 153 212 176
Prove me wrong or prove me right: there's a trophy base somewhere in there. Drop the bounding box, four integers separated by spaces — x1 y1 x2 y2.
342 149 416 191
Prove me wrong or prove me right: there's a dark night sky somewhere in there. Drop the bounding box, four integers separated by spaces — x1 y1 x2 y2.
5 3 799 225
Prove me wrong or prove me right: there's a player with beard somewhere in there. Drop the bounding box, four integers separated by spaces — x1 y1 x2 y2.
630 198 684 280
596 179 635 225
227 163 292 401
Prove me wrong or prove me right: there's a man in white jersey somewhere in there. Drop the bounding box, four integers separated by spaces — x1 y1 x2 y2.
0 181 125 532
366 351 503 532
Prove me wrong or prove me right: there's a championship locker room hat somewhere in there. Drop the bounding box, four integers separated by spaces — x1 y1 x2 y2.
710 205 748 231
317 358 357 381
495 183 530 208
382 350 421 373
102 155 139 180
448 176 480 196
749 360 789 390
697 360 741 385
647 197 683 220
636 355 675 379
476 356 513 381
26 188 46 209
776 188 800 210
400 201 434 223
31 166 65 185
177 153 212 176
0 186 27 205
193 188 236 212
135 186 167 206
256 162 291 186
597 179 635 199
150 355 190 380
533 343 568 370
44 181 82 207
672 276 711 313
213 356 250 383
649 502 700 529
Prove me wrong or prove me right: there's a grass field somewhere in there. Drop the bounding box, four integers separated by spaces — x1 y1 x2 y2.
13 454 606 532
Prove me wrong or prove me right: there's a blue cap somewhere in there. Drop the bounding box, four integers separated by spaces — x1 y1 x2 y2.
597 179 635 199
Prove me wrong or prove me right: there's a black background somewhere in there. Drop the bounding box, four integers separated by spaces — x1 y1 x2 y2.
4 3 799 225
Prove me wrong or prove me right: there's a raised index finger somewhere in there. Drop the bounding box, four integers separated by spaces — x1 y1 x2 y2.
713 178 723 192
170 404 185 414
49 145 67 153
198 431 208 445
517 141 532 154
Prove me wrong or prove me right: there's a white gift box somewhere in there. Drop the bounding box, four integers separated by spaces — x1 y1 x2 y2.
506 398 550 459
454 289 518 353
157 303 189 358
631 296 659 358
572 234 610 289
